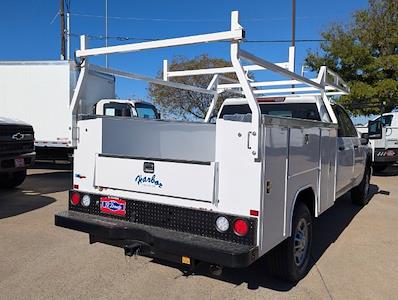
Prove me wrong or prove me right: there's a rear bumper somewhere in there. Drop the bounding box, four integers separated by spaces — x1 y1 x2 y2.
374 148 398 163
55 210 258 268
0 151 35 172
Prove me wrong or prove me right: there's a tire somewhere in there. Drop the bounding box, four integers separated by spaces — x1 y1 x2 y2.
265 202 312 283
351 165 371 206
0 170 27 188
372 164 387 174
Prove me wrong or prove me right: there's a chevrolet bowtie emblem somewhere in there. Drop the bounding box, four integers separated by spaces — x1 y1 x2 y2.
12 133 25 140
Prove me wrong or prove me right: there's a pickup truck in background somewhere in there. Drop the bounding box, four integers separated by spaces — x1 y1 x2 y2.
0 117 35 188
94 99 160 120
0 61 159 161
55 11 374 283
356 112 398 172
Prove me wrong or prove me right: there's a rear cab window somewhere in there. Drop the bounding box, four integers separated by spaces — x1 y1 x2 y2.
103 103 132 117
219 103 321 121
134 103 158 119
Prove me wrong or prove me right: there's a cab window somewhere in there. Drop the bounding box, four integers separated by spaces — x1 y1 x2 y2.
103 103 132 117
332 105 358 137
375 115 393 127
134 103 157 119
219 103 321 121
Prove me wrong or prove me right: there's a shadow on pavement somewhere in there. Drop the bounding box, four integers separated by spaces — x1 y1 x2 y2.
150 184 380 291
31 161 72 171
0 168 72 219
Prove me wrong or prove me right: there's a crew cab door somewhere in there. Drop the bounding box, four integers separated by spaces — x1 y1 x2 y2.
333 105 357 194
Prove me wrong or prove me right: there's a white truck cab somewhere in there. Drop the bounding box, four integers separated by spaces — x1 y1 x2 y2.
94 99 160 119
356 111 398 171
55 11 373 283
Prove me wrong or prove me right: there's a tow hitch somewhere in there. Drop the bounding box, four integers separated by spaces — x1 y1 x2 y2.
124 241 145 257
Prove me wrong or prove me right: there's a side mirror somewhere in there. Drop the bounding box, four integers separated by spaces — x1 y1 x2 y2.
360 133 369 145
368 120 383 139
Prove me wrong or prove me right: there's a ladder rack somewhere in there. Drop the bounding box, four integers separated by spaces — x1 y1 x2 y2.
73 10 349 161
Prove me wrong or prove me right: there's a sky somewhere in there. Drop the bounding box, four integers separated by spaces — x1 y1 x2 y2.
0 0 369 106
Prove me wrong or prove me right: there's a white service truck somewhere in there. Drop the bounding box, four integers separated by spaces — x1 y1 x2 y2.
0 61 159 160
356 112 398 172
55 11 373 282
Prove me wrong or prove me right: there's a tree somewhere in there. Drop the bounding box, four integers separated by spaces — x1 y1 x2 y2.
305 0 398 115
148 54 239 120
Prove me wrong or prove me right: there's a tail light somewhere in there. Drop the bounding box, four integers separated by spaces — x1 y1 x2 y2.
233 219 249 236
70 192 80 205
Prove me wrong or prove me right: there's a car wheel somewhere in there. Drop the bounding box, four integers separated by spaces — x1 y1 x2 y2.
0 170 27 188
265 202 312 282
372 164 387 174
352 165 371 206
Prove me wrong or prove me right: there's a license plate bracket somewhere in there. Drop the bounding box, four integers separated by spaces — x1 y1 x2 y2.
14 158 25 168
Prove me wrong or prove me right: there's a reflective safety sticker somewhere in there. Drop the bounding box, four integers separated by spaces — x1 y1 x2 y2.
181 256 191 265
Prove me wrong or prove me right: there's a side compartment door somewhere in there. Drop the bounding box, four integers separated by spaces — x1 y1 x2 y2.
333 105 355 194
261 126 288 253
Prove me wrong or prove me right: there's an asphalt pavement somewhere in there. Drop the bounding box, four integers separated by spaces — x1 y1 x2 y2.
0 165 397 299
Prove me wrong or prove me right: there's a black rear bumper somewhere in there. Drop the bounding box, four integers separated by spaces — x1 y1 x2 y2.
374 148 398 163
55 210 258 268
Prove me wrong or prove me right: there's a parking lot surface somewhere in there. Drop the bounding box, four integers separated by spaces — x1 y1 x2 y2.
1 165 397 299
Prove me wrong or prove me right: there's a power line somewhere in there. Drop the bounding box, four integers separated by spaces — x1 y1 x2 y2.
70 12 323 23
69 33 325 43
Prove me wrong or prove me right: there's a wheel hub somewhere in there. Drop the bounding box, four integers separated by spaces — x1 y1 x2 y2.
294 218 309 266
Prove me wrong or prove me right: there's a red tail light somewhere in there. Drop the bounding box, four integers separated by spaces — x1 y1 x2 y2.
70 192 80 205
233 219 249 236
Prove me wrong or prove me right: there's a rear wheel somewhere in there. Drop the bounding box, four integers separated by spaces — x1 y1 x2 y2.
0 170 27 188
265 202 312 282
351 165 371 206
372 164 387 174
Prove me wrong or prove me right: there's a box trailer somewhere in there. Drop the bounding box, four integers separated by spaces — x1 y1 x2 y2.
0 61 115 159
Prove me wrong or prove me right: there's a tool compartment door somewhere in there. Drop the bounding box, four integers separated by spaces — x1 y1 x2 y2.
94 154 216 203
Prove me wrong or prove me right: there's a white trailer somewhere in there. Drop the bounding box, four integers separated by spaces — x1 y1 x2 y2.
0 61 115 159
55 11 373 282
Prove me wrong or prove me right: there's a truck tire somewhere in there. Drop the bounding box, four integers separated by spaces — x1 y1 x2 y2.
265 202 312 283
372 164 387 174
0 170 27 188
351 165 371 206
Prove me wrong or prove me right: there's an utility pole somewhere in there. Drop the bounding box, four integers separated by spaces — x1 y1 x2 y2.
291 0 296 49
105 0 108 67
290 0 296 90
66 1 71 60
60 0 66 60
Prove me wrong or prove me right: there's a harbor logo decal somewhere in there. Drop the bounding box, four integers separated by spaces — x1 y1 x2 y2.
100 197 126 216
135 174 163 188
